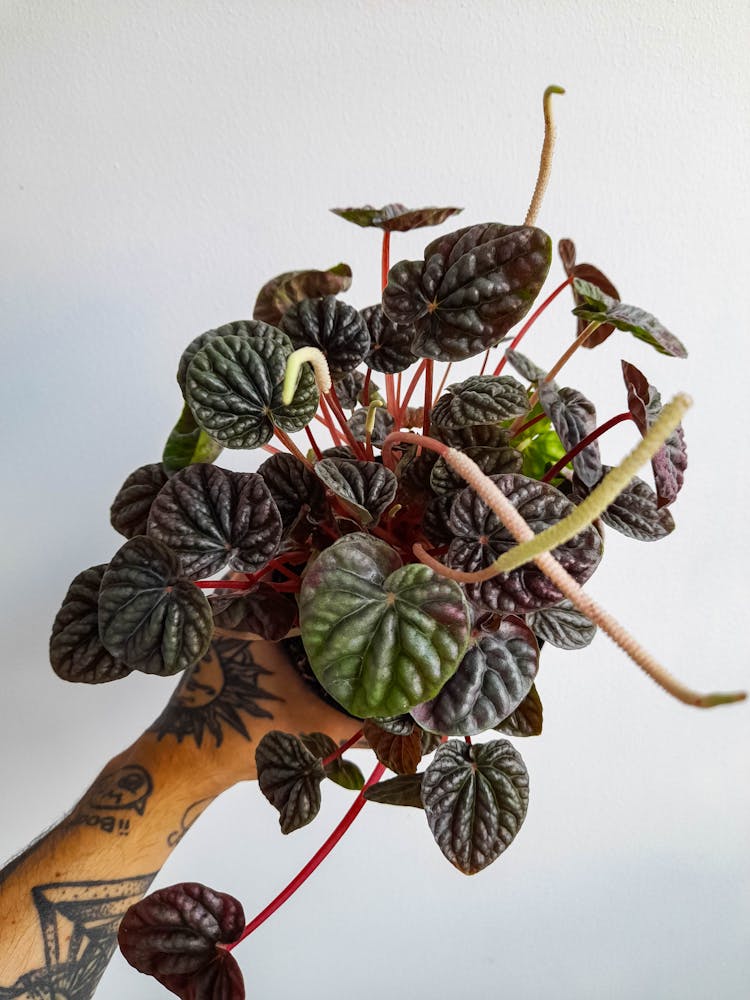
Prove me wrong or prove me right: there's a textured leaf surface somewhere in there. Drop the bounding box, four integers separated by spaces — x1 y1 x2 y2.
281 295 370 375
573 278 688 358
412 617 539 735
147 465 282 579
111 463 169 539
99 536 213 675
431 375 528 429
253 263 352 326
299 534 471 717
299 733 365 790
332 369 367 409
361 304 417 373
448 474 603 613
162 403 223 476
558 238 618 348
331 203 462 232
527 600 596 649
362 718 423 774
177 319 276 396
537 382 602 488
576 467 675 541
363 773 424 808
50 565 132 684
430 444 523 496
257 452 328 531
495 684 543 737
187 333 318 448
422 740 529 874
255 731 326 833
348 406 395 448
431 421 512 452
315 458 397 524
503 349 549 383
383 223 552 361
210 584 296 641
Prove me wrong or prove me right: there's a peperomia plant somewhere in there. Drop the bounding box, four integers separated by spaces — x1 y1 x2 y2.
48 87 745 998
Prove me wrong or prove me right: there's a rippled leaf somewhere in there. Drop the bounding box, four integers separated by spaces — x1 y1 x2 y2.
50 565 132 684
576 466 675 541
431 421 512 451
412 617 539 735
257 452 328 531
495 684 543 737
421 492 456 545
558 238 618 348
362 718 423 774
537 382 602 488
255 731 326 833
162 403 223 476
177 319 277 396
383 223 552 361
315 458 397 524
422 739 529 874
299 534 471 717
253 263 352 327
99 536 213 676
332 369 366 409
372 714 414 736
573 278 688 358
431 375 529 430
280 295 370 376
361 304 418 374
503 349 549 383
363 773 424 808
348 406 395 448
331 203 462 232
110 463 169 539
527 600 596 649
210 584 296 641
430 444 523 496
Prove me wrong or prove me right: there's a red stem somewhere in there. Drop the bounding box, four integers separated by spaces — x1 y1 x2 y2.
321 728 364 768
542 411 633 483
381 231 391 290
194 580 253 590
422 360 434 437
318 397 346 446
511 411 547 438
274 428 312 468
325 390 368 459
493 275 574 376
227 761 386 950
397 359 428 425
304 425 323 461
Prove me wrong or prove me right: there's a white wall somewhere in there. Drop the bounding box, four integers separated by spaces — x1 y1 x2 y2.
1 1 748 997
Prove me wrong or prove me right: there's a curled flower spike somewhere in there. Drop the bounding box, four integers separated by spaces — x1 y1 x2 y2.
283 347 332 405
525 85 565 227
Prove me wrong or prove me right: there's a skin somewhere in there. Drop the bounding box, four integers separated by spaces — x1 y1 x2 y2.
0 638 361 997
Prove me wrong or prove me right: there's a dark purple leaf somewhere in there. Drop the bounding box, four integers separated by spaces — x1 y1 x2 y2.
362 718 422 774
210 584 296 642
331 203 462 232
332 369 367 410
253 264 352 327
255 731 326 833
576 466 676 541
573 278 688 358
347 406 395 448
361 304 417 374
558 238 618 348
111 463 169 539
280 295 370 376
430 445 523 496
257 452 328 531
430 375 528 430
430 421 512 451
537 382 602 488
371 714 415 736
315 457 397 524
421 492 456 545
495 684 543 737
363 773 424 808
526 600 596 649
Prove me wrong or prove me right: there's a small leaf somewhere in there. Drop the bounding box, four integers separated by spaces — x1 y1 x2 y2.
147 465 282 579
331 203 462 232
526 600 597 650
573 278 688 358
363 773 424 808
347 406 395 448
210 584 296 641
383 223 552 362
118 882 245 999
431 375 529 430
315 458 397 524
537 382 602 488
50 565 132 684
110 463 169 539
558 239 618 348
362 718 423 774
253 264 352 327
99 536 214 676
412 617 539 735
495 684 543 737
280 296 370 376
257 452 328 531
575 466 676 541
332 369 367 410
162 403 223 476
299 732 365 790
422 739 529 874
503 349 550 383
255 731 326 833
361 304 418 374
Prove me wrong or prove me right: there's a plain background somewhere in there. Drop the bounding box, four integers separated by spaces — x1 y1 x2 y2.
1 1 748 997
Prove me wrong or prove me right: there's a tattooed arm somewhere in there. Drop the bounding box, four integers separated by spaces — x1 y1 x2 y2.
0 637 360 998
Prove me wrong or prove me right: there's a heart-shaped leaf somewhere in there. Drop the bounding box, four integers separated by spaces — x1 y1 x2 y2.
362 718 423 774
177 319 278 396
315 458 397 525
187 333 318 449
573 278 688 358
371 714 414 736
332 370 369 410
147 465 282 579
431 421 512 451
347 406 395 448
162 403 223 476
118 882 245 999
526 600 596 650
50 565 133 684
255 731 326 833
363 773 424 808
210 584 297 642
299 534 471 718
253 263 352 327
422 739 529 874
257 452 329 531
299 732 365 790
622 360 687 507
503 349 550 384
110 463 169 539
412 617 539 735
361 304 418 374
99 536 214 675
431 375 529 430
280 296 370 376
331 203 462 232
383 223 552 362
430 445 523 496
537 382 602 488
558 238 618 348
448 474 603 614
495 684 543 737
575 466 676 541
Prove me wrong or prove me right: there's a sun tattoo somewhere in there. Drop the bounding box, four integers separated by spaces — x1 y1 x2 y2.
150 637 281 747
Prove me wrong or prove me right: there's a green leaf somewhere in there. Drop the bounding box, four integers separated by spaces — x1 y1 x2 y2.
537 382 602 489
495 684 543 737
147 465 282 579
362 718 423 774
162 402 223 476
527 600 597 650
363 773 424 808
314 458 397 525
255 731 326 833
573 278 688 358
176 319 278 396
511 410 567 481
50 565 133 684
98 536 213 676
361 304 417 374
383 223 552 362
110 463 169 540
253 264 352 327
299 732 365 790
299 534 471 718
330 203 462 232
186 333 318 449
431 375 529 430
558 238 618 348
422 739 529 874
280 296 370 376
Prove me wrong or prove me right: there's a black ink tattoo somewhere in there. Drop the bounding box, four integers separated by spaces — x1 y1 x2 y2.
150 636 281 748
68 764 154 837
166 797 213 848
0 872 156 1000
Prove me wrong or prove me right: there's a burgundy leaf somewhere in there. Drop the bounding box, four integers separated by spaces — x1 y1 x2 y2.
331 203 462 232
558 238 618 348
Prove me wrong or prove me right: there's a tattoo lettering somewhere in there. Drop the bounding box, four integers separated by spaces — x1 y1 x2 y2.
166 797 213 848
150 637 281 748
69 765 153 837
0 872 156 1000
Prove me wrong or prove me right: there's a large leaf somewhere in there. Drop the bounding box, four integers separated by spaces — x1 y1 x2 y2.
118 882 245 999
431 421 512 452
573 278 688 358
558 238 618 348
495 684 543 737
110 463 169 539
412 617 539 735
422 739 529 874
162 402 223 476
299 534 471 718
315 457 397 524
361 304 417 374
383 223 552 362
363 773 424 808
147 465 282 579
537 382 602 488
331 203 462 232
257 452 328 531
526 600 596 649
210 584 297 642
50 564 132 684
575 467 675 541
253 263 352 327
99 536 213 676
255 731 326 833
431 375 528 430
362 718 423 774
299 732 365 790
177 319 277 396
186 333 318 449
448 474 603 614
280 296 370 376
